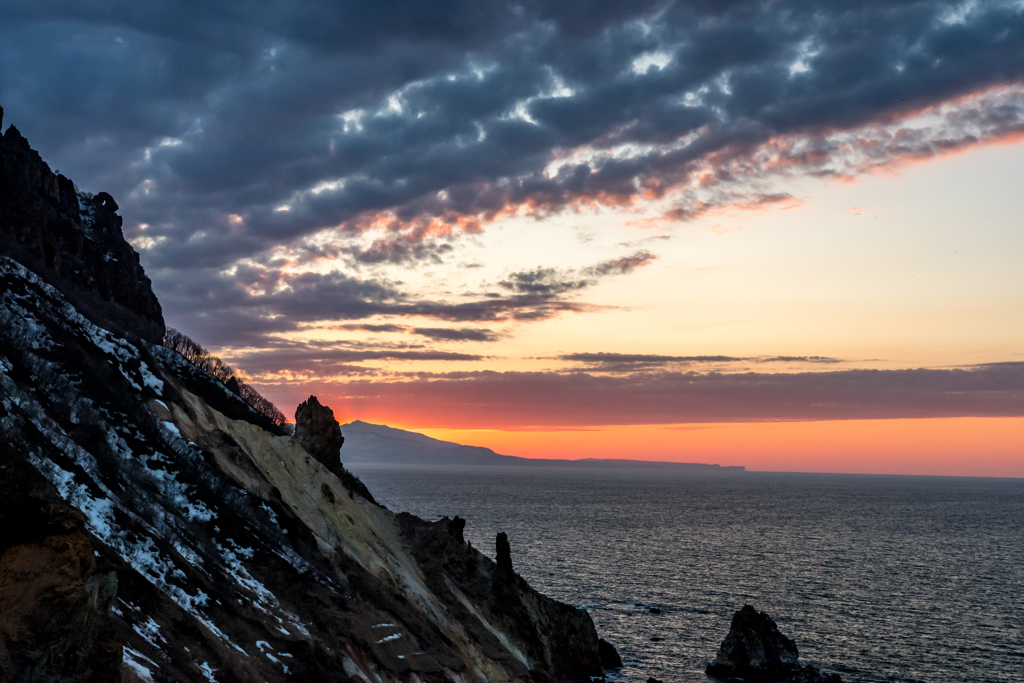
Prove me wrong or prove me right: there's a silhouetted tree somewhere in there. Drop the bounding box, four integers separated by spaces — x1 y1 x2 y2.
162 328 286 426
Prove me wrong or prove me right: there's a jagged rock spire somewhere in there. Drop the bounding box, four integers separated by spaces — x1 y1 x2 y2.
0 104 164 342
294 395 345 477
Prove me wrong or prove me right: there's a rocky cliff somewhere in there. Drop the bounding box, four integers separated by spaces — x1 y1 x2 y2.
0 113 608 682
0 106 164 344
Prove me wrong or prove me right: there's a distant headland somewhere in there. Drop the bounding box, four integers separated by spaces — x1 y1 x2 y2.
339 420 746 471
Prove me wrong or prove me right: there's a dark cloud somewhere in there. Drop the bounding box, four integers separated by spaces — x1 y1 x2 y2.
275 362 1024 428
4 0 1023 379
411 327 501 342
336 323 501 342
498 267 591 296
337 323 409 334
582 251 657 276
3 0 1023 276
345 232 456 265
498 250 657 297
225 339 485 378
561 352 741 365
559 352 844 371
758 356 843 364
153 248 647 345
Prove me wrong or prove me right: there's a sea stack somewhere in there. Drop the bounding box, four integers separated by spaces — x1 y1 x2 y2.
706 605 841 682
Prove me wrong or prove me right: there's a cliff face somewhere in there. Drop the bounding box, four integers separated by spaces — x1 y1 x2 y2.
0 106 164 344
0 112 606 683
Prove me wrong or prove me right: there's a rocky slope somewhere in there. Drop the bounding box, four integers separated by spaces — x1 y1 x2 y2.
0 111 609 682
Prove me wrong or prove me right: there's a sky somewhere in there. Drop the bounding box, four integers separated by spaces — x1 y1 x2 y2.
2 0 1022 476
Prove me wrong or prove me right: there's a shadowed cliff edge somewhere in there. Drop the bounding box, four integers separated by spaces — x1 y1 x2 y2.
0 107 612 682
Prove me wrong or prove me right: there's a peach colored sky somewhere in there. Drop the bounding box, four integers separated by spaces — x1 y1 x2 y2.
417 418 1024 479
243 139 1024 478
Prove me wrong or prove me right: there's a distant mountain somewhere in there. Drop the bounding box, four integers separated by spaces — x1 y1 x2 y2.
341 420 746 471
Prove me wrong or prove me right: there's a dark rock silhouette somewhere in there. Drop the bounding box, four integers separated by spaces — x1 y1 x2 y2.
447 515 467 543
496 530 514 575
294 395 345 477
224 376 243 396
707 605 841 682
0 105 164 343
598 637 622 668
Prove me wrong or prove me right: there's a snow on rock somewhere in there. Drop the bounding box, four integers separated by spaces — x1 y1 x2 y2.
132 615 167 650
198 662 217 682
123 647 158 682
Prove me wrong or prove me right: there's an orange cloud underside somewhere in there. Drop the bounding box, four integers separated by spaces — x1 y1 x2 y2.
414 417 1024 478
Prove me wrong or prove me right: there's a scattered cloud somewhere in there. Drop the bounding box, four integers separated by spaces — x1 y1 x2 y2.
335 323 501 342
4 1 1023 276
157 247 650 345
558 352 844 372
412 327 501 342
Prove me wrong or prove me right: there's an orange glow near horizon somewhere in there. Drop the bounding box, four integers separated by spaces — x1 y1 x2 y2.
410 417 1024 479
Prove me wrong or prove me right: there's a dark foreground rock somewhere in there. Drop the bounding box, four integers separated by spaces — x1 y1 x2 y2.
598 637 622 668
706 605 840 682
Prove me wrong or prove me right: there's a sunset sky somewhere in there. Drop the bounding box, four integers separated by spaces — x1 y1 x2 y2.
2 1 1022 476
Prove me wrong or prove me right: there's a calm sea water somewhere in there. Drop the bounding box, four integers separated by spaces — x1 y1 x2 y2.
348 465 1024 683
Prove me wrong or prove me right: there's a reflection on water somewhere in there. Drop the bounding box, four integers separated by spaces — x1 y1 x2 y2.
350 465 1024 683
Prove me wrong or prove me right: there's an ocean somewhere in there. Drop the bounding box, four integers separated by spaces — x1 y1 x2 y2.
348 465 1024 683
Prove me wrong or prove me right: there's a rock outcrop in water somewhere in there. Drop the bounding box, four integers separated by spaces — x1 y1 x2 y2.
0 108 610 683
706 605 840 682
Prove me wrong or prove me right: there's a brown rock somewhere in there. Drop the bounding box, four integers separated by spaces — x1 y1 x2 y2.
294 395 345 477
0 453 121 683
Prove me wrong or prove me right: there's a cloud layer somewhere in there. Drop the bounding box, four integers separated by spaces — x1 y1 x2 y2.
4 0 1024 274
264 362 1024 428
3 1 1023 425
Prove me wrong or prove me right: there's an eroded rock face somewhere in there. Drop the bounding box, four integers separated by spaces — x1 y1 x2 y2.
0 450 121 683
400 517 604 681
0 106 164 343
707 605 840 682
294 395 345 477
